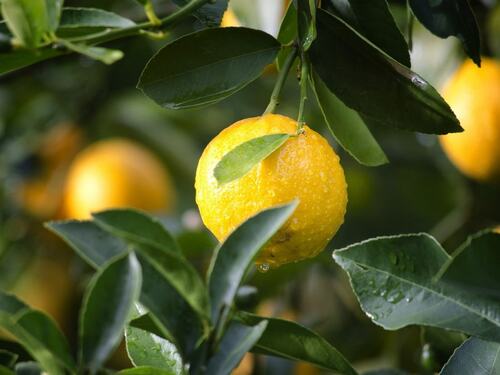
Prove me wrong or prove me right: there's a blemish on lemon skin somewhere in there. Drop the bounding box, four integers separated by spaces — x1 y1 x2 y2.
195 113 348 268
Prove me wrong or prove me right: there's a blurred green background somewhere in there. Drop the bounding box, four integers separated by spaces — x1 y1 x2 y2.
1 0 499 373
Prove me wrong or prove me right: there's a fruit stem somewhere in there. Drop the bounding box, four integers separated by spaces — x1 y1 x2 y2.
264 46 298 115
297 52 309 132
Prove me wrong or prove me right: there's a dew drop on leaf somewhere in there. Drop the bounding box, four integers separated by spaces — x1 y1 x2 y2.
257 263 270 273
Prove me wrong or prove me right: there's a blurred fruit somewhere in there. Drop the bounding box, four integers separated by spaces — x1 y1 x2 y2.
10 255 74 331
221 9 241 27
195 113 347 268
17 123 83 219
232 353 254 375
257 299 297 321
63 138 175 219
439 58 500 182
294 362 320 375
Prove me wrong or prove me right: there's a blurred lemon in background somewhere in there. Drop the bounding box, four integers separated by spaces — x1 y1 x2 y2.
440 58 500 182
63 138 175 219
195 114 347 268
17 123 83 219
221 9 241 27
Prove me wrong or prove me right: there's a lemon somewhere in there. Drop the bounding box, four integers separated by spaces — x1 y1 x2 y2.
221 9 241 28
440 58 500 182
63 138 174 219
195 114 347 268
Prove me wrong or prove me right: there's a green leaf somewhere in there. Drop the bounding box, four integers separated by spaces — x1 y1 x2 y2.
92 209 181 255
138 27 280 109
0 293 74 375
58 39 124 64
92 209 209 323
138 255 203 358
333 233 500 343
238 312 357 375
438 231 500 298
440 338 500 374
309 9 462 135
117 367 178 375
129 313 171 341
327 0 410 67
208 201 297 325
0 48 65 76
47 220 203 357
363 370 408 375
1 0 51 47
0 365 14 375
59 7 136 29
276 2 298 70
297 0 317 51
171 0 228 27
409 0 481 66
311 73 387 166
46 220 127 268
214 134 291 185
79 253 142 373
206 320 267 375
125 326 183 374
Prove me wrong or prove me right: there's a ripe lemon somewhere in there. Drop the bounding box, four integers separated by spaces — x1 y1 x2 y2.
63 138 174 219
439 58 500 182
221 9 241 27
17 123 83 219
195 114 347 268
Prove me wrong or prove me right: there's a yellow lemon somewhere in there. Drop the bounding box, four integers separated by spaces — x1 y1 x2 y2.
63 138 174 219
232 353 254 375
221 9 241 28
440 58 500 182
195 114 347 268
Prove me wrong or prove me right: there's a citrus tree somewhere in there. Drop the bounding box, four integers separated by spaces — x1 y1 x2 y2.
0 0 499 374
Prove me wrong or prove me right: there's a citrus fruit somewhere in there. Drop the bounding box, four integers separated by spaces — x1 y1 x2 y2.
63 138 174 219
17 122 83 219
195 114 347 268
439 58 500 182
221 9 241 27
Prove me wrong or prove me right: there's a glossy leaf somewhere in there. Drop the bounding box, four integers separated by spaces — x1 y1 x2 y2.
1 0 50 47
238 312 357 375
0 293 74 375
13 362 41 375
79 253 142 373
129 313 171 341
206 320 267 375
171 0 228 27
327 0 410 66
117 367 178 375
46 220 127 268
0 365 13 375
276 2 297 70
311 73 387 166
138 27 280 109
125 326 183 374
438 231 500 298
59 7 135 29
59 39 124 64
310 9 461 135
440 338 500 374
48 221 203 357
0 48 65 76
208 202 297 325
409 0 481 66
297 0 317 51
138 255 203 358
333 233 500 343
214 133 291 185
93 209 180 254
134 243 210 322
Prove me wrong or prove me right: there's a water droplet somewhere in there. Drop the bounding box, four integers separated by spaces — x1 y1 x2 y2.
405 296 412 303
411 75 426 87
366 312 378 320
257 263 270 273
387 291 403 304
380 290 387 297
